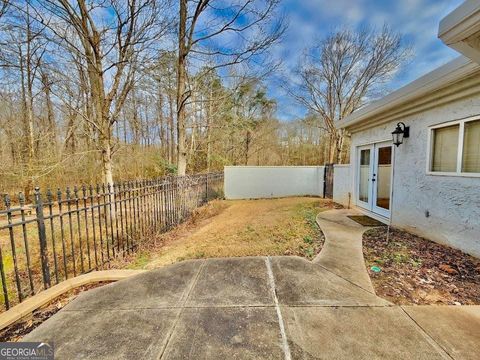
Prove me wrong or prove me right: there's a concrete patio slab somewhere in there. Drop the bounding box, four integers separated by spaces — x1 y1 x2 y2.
402 305 480 360
64 260 203 310
23 309 178 360
282 306 449 360
186 257 273 307
21 256 479 359
162 307 283 359
315 209 376 293
270 256 390 306
0 270 146 331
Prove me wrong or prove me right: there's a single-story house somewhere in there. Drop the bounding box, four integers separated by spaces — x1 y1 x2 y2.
335 0 480 257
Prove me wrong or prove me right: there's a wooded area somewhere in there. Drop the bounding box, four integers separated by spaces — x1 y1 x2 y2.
0 0 409 196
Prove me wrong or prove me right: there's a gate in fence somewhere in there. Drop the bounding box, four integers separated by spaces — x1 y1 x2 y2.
323 164 334 199
0 172 224 311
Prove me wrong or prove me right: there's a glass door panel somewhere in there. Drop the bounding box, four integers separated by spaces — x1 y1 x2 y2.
357 142 393 218
375 146 392 210
358 148 371 205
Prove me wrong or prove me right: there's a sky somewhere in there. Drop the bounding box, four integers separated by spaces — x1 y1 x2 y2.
271 0 464 121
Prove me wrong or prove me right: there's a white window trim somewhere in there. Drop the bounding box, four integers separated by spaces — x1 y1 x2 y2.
426 115 480 178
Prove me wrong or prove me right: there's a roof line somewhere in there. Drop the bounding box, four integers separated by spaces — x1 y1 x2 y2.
338 56 479 129
438 0 480 44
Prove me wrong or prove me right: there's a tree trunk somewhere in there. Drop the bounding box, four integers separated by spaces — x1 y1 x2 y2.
206 87 213 172
168 91 175 164
41 71 57 148
245 130 251 165
64 104 78 153
157 86 166 158
19 37 35 199
100 136 114 186
176 0 188 176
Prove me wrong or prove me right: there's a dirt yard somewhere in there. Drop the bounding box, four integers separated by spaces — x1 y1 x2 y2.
118 197 334 269
363 227 480 305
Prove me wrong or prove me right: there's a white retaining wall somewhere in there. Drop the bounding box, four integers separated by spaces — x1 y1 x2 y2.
224 166 325 199
332 164 352 208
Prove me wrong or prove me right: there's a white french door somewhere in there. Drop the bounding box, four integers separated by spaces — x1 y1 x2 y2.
357 142 393 218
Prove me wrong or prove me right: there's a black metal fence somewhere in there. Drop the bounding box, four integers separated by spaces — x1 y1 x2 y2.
0 172 224 311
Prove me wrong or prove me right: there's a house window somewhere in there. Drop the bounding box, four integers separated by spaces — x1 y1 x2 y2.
429 116 480 176
462 119 480 173
432 125 459 172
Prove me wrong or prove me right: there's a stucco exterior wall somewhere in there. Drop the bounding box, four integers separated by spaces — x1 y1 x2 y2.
333 165 352 208
349 94 480 257
224 166 324 199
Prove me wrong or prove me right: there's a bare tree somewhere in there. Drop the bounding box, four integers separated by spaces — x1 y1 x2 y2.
39 0 170 185
1 0 343 192
291 26 411 163
175 0 285 175
0 1 48 197
231 80 275 164
39 67 56 147
147 51 178 164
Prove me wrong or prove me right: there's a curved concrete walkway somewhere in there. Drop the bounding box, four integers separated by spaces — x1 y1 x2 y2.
314 208 377 293
22 210 480 359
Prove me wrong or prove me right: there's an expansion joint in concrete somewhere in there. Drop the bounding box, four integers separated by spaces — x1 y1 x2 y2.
399 306 455 360
157 260 207 360
266 256 292 360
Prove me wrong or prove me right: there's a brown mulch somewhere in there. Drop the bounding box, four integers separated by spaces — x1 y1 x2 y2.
363 227 480 305
0 282 112 342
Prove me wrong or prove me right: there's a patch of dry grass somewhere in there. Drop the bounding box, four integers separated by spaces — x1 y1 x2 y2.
119 197 332 269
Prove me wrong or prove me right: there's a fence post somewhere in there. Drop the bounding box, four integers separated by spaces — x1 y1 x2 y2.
34 187 51 289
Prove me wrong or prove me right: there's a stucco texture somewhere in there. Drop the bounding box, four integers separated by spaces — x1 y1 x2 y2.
349 94 480 258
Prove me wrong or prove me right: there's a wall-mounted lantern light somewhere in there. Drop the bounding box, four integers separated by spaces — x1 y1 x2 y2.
392 122 410 147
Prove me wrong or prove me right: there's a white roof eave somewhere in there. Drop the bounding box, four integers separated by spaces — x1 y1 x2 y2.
338 57 479 130
438 0 480 45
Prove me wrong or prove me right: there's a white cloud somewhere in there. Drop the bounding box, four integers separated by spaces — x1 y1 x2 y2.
271 0 466 120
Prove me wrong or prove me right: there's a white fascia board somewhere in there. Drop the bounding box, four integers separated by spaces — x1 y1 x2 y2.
438 0 480 45
449 41 480 64
338 57 479 130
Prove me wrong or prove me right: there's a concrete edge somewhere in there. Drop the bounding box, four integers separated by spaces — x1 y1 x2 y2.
312 213 329 264
0 270 146 331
